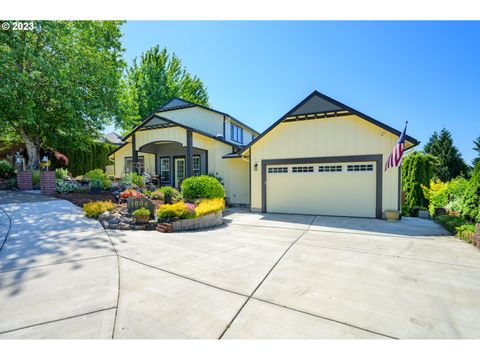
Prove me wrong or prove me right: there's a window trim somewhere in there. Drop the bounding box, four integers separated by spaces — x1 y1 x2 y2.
230 123 244 143
193 155 201 176
159 156 171 183
124 156 145 174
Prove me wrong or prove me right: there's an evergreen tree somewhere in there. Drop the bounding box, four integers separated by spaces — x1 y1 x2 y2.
423 128 468 181
401 151 437 207
472 135 480 167
462 162 480 222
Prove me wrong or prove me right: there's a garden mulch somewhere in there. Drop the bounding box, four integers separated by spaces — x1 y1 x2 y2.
54 192 117 208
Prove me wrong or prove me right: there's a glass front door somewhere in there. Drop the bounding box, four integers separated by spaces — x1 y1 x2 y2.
174 158 186 188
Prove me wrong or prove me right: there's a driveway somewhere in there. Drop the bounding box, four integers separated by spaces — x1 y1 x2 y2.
1 192 480 339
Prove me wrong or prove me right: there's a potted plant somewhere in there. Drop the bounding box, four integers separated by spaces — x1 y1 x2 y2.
132 207 151 224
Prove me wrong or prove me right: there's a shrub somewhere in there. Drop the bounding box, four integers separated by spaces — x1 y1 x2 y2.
435 215 476 244
56 180 80 194
85 169 111 190
132 208 151 217
157 202 193 219
194 198 225 218
181 175 225 201
55 167 68 180
455 224 476 243
120 173 144 188
150 190 164 200
462 163 480 222
159 186 181 202
422 179 449 216
402 151 437 208
32 170 40 186
0 160 15 179
83 201 114 218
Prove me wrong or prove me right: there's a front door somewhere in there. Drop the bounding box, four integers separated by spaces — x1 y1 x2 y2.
174 158 186 188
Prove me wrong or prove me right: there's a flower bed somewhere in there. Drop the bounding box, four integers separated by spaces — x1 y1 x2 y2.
172 210 223 231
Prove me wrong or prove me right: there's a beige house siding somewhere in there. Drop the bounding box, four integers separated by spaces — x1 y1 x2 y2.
249 115 404 214
111 142 155 177
158 107 224 137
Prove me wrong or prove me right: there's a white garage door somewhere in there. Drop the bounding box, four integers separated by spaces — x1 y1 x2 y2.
266 162 377 218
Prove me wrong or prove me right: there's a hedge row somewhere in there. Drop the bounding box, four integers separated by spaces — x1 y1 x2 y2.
56 142 116 177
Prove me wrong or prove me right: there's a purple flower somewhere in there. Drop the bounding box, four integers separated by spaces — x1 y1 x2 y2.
185 203 196 212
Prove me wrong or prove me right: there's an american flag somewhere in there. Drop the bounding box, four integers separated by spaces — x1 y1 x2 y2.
385 122 408 171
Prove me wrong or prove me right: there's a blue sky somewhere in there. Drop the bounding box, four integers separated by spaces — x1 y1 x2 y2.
118 21 480 164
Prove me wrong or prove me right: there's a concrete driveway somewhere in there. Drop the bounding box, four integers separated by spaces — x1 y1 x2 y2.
1 192 480 339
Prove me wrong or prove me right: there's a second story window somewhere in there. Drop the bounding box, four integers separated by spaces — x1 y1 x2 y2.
231 123 243 143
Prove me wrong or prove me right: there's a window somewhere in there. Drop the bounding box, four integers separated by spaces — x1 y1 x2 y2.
125 156 144 174
193 155 201 176
230 123 243 143
292 166 314 173
347 164 374 172
160 157 171 182
268 167 288 173
319 165 342 172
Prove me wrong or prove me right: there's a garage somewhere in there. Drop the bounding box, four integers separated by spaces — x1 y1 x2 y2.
264 158 379 218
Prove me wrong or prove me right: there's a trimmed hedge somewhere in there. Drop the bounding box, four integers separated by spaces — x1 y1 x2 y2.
56 142 116 177
181 175 225 201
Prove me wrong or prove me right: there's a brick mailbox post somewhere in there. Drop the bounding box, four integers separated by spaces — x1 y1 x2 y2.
17 172 33 190
40 171 56 195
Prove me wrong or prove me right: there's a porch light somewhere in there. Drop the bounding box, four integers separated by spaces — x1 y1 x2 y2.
254 162 258 171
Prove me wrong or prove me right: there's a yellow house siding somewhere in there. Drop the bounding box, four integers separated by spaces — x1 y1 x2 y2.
192 132 249 205
135 127 186 149
112 142 132 177
250 115 401 214
158 107 224 137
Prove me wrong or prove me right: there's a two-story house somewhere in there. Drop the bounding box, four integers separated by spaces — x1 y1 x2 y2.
108 98 259 206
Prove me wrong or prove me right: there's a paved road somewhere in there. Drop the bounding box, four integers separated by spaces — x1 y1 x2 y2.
1 191 480 338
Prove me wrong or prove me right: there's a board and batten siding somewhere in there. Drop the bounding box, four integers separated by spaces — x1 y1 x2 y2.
158 107 224 137
249 115 404 214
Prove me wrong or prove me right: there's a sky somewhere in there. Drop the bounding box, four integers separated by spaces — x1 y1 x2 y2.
117 21 480 164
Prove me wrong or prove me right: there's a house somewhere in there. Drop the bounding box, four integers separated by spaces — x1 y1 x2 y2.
108 91 419 218
102 132 124 146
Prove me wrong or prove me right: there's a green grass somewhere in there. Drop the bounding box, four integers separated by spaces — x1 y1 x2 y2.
435 215 476 244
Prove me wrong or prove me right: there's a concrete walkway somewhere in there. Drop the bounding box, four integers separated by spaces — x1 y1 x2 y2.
2 192 480 339
0 191 118 338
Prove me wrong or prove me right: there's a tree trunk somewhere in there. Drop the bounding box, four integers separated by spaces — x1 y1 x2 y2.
19 129 40 171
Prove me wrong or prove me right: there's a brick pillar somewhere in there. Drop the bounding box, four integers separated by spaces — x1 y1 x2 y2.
17 172 33 190
40 171 56 195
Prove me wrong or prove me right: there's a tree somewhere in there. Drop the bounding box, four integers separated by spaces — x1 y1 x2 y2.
472 135 480 167
117 45 209 131
402 151 437 207
0 21 125 170
423 128 469 181
462 162 480 222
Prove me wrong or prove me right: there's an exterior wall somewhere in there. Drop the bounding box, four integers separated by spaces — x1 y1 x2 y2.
159 107 224 137
249 115 401 214
193 132 250 205
111 142 155 177
110 128 250 206
224 118 256 146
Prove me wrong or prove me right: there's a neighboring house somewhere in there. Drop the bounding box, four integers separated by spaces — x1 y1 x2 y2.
102 132 124 146
109 91 419 217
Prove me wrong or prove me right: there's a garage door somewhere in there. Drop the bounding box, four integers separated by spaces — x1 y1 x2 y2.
266 162 377 218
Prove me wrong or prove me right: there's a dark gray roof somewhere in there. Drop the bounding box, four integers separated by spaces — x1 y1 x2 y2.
102 132 123 145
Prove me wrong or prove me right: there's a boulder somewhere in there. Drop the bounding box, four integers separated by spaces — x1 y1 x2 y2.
98 211 114 222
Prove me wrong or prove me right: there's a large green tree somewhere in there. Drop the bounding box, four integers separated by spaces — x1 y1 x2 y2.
0 21 125 170
423 128 469 181
401 151 438 207
117 45 209 131
472 135 480 167
462 162 480 222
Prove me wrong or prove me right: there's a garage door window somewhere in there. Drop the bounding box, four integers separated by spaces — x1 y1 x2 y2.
319 165 342 172
347 164 373 172
292 166 314 173
268 167 288 174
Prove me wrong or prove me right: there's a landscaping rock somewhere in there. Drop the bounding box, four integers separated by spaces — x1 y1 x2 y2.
98 211 114 222
101 221 109 229
118 223 132 230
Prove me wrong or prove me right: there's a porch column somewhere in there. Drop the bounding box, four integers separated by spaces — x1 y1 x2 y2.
186 130 193 178
132 133 138 174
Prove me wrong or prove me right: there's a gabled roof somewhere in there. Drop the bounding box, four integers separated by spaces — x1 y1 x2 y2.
155 97 260 135
102 132 123 145
240 90 420 155
108 113 242 157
